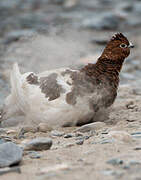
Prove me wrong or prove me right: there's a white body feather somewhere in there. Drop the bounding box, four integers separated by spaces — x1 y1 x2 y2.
7 63 95 127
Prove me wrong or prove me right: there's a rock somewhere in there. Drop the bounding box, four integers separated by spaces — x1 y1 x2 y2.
0 166 21 175
28 151 41 159
64 133 75 138
38 123 53 132
129 160 141 165
51 130 65 137
106 158 124 166
131 132 141 135
76 139 84 145
101 169 124 178
0 142 23 168
75 132 84 136
100 139 114 144
132 134 141 139
82 13 124 30
75 122 105 133
19 126 38 134
134 147 141 151
107 131 132 143
24 138 52 151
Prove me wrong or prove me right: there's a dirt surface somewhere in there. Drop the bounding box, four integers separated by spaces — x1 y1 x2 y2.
0 0 141 180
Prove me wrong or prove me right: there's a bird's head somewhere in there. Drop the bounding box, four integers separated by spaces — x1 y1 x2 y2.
101 33 134 61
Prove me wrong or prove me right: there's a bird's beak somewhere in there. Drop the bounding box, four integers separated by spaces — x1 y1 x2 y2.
128 42 134 48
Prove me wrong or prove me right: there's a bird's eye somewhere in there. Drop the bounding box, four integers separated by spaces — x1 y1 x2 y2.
120 43 127 48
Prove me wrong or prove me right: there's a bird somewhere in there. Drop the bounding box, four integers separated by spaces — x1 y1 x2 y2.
0 33 134 127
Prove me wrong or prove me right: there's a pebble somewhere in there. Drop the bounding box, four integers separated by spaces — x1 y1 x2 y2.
133 147 141 151
101 169 124 178
0 166 21 175
0 142 23 168
99 139 114 144
28 151 41 159
19 126 38 134
64 133 75 138
107 131 133 143
38 123 53 133
75 122 105 133
24 137 52 151
106 158 124 166
132 134 141 139
51 130 65 137
76 139 84 145
129 160 141 165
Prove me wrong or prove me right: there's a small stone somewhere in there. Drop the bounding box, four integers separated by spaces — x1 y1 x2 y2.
129 160 141 165
19 126 38 134
24 138 52 151
76 139 84 145
131 132 141 135
100 139 114 144
64 133 74 138
51 130 65 137
107 131 132 142
132 134 141 139
133 147 141 151
0 142 23 168
101 169 124 178
106 158 124 166
38 123 52 133
28 151 41 159
75 132 83 137
0 167 21 175
75 122 105 133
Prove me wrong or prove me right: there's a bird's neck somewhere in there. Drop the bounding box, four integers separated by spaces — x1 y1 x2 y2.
96 57 124 74
81 57 125 88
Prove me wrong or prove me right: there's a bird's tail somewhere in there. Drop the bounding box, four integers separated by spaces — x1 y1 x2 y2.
10 63 28 113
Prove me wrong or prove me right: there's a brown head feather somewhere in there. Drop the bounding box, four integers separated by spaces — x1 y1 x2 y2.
81 33 133 89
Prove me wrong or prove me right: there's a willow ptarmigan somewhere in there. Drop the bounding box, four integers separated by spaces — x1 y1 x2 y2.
0 33 134 127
